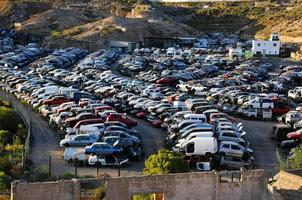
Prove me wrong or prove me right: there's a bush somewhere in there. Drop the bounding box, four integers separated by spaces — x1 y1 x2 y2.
0 172 10 192
94 183 106 200
0 100 10 108
51 30 62 38
288 145 302 169
0 107 19 133
0 156 12 173
0 130 10 146
143 149 189 175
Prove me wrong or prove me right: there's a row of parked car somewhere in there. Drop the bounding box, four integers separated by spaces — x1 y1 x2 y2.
1 31 302 171
0 65 144 167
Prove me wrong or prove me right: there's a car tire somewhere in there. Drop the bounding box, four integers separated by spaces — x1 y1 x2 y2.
220 152 226 156
65 143 70 147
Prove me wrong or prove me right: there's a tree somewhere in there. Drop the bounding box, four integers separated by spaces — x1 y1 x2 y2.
143 149 189 176
0 107 19 133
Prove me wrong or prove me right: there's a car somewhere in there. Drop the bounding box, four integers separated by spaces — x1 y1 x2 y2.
64 113 98 128
219 141 253 158
60 134 98 147
84 142 123 155
287 129 302 140
88 155 129 166
278 111 302 125
102 131 140 145
220 156 254 170
42 95 70 105
106 113 137 127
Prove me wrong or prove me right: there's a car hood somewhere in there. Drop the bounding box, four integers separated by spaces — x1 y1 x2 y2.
287 132 302 139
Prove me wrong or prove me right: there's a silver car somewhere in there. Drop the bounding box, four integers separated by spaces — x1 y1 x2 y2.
219 141 253 158
220 156 254 170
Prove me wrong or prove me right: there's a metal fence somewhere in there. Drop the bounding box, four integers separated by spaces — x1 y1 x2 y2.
0 90 32 171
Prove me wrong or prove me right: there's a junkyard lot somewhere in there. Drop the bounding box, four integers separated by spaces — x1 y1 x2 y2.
2 88 279 177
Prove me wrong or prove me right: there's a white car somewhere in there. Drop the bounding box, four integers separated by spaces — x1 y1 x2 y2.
243 97 274 109
278 111 302 125
88 155 128 166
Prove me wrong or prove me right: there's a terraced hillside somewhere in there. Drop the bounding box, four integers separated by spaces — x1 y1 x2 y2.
160 1 302 41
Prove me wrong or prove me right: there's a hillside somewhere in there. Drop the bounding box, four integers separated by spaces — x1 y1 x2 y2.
160 2 302 41
19 8 110 37
47 16 196 46
0 1 52 27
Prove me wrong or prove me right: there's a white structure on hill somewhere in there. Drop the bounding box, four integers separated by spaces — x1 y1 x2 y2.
252 33 281 56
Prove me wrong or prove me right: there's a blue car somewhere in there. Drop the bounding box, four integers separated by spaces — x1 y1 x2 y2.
84 142 122 155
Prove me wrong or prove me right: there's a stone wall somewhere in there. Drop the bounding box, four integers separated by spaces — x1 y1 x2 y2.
11 179 81 200
11 170 266 200
106 170 266 200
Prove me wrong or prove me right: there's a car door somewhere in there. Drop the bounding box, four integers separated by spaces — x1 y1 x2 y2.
101 143 112 155
73 135 83 146
230 144 242 157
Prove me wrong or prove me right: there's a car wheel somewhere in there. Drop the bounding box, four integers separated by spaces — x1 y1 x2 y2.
220 152 226 156
205 152 211 158
65 143 70 147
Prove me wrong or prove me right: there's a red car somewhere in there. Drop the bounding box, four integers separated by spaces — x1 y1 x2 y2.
65 113 98 128
94 106 113 115
272 107 290 116
42 96 70 105
106 113 137 127
73 118 104 129
152 119 163 128
287 129 302 140
136 112 147 119
156 77 176 85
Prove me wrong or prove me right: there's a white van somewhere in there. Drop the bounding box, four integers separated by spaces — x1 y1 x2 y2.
166 47 176 57
183 114 207 123
180 137 218 156
176 131 214 149
64 147 85 162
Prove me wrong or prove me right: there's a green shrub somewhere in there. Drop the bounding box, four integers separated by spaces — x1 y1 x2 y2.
94 183 106 200
0 171 10 192
51 30 62 38
143 149 189 175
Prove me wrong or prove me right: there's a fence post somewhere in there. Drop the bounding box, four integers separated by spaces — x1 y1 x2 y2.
49 154 52 177
118 161 120 177
74 158 78 177
96 156 99 178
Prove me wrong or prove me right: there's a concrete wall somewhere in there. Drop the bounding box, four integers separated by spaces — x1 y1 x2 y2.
106 170 266 200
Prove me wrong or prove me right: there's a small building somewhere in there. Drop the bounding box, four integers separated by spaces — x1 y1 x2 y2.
252 33 281 56
129 4 152 18
106 40 140 52
229 43 243 59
